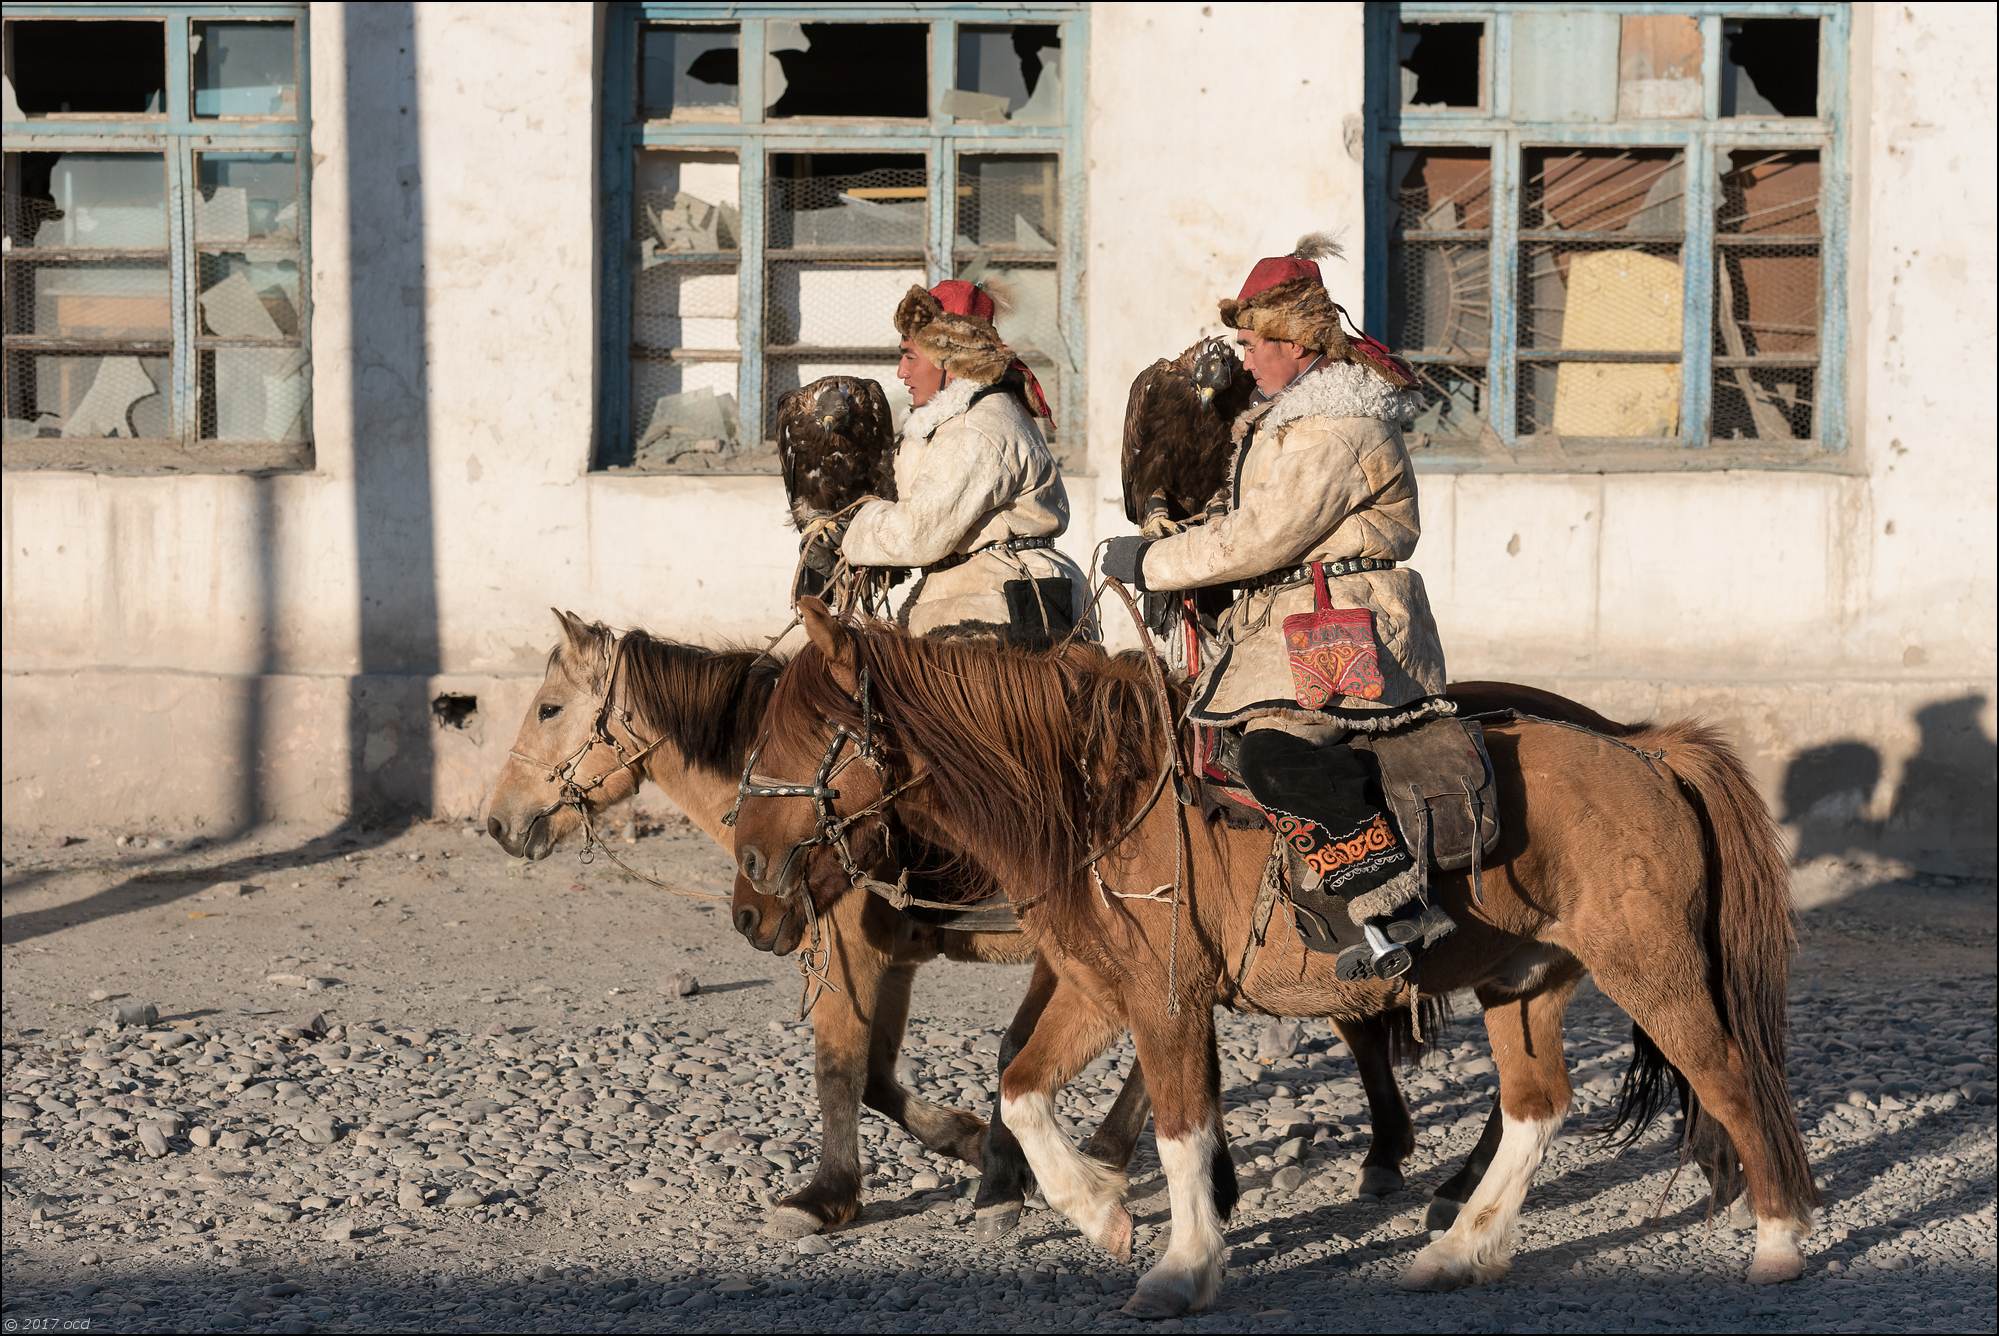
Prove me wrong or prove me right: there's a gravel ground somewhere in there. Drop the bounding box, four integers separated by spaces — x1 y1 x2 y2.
3 820 1994 1333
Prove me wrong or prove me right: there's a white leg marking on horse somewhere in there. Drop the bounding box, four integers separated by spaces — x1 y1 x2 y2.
1000 1093 1131 1258
1125 1124 1228 1318
1748 1214 1809 1284
1400 1111 1563 1291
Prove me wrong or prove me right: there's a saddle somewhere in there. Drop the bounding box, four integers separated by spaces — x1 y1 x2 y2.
1193 714 1502 948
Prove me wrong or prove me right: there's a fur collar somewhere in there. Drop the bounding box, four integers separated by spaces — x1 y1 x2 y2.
1260 359 1421 434
900 377 984 443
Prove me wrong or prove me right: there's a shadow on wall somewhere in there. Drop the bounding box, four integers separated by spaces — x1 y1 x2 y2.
1783 694 1999 876
343 0 440 821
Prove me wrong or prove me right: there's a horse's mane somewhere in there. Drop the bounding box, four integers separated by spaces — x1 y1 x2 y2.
565 624 781 780
767 620 1180 906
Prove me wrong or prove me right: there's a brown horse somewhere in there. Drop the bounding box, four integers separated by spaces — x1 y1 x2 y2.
728 604 1817 1317
480 610 1431 1240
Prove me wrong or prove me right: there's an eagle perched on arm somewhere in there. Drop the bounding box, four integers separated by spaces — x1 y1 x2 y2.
1121 336 1256 536
774 375 899 605
1121 337 1255 638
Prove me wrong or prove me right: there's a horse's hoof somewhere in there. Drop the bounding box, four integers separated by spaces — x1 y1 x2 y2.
1747 1253 1804 1285
1355 1163 1404 1200
1423 1194 1465 1233
762 1205 830 1240
1121 1285 1194 1320
974 1201 1024 1244
1398 1241 1503 1292
1093 1204 1135 1263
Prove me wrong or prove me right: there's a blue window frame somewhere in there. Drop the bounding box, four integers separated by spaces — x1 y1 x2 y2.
1365 2 1848 471
1 3 312 470
599 3 1087 472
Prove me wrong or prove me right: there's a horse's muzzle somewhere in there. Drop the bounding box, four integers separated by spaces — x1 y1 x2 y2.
488 812 553 862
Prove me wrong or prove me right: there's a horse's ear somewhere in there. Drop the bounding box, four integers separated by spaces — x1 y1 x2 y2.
799 597 859 693
552 607 592 657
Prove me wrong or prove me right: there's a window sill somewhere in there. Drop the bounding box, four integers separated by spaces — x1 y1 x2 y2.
2 440 314 476
1407 440 1862 475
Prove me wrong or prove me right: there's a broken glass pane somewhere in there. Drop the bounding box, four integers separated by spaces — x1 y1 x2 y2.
1521 148 1684 235
1713 364 1814 441
766 23 926 119
1721 19 1818 118
955 256 1061 365
5 19 164 116
3 152 167 249
1398 21 1482 109
768 154 925 250
196 255 301 339
952 25 1062 123
957 155 1059 252
6 258 169 340
1617 15 1702 119
202 346 309 442
635 151 740 257
193 21 297 118
630 358 740 465
640 24 738 119
196 153 298 241
1405 364 1489 444
5 352 172 439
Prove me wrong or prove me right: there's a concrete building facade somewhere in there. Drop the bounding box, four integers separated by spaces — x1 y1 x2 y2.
3 2 1994 874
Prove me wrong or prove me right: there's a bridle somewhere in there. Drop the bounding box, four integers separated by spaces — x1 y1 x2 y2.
504 631 729 902
722 664 931 911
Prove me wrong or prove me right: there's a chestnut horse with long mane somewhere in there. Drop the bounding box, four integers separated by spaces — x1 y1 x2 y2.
728 602 1817 1318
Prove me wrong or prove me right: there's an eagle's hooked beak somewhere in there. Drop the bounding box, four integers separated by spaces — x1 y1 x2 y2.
1197 386 1216 409
819 414 838 428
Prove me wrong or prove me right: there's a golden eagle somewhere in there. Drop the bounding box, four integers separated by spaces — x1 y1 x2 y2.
774 375 899 606
1121 336 1256 536
775 375 897 528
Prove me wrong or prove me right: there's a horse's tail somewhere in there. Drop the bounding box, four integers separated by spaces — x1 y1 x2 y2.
1653 721 1820 1218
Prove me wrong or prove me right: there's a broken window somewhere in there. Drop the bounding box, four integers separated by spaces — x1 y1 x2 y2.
1617 14 1702 119
4 19 165 117
950 25 1063 124
1367 4 1844 462
1712 150 1821 441
1721 19 1819 118
192 20 297 118
1388 149 1493 446
1398 21 1483 110
1517 148 1686 439
4 8 311 470
640 23 738 120
766 22 927 120
602 8 1085 473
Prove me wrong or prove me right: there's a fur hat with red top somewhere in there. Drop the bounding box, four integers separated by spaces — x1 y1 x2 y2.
1220 234 1418 389
894 279 1052 418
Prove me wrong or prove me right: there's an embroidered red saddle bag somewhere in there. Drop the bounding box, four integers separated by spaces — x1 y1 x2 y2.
1282 563 1386 708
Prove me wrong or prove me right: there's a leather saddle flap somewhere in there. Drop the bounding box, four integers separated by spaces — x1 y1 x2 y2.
1352 717 1499 872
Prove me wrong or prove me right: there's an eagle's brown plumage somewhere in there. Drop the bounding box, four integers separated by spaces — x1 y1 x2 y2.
775 375 897 529
1120 336 1256 534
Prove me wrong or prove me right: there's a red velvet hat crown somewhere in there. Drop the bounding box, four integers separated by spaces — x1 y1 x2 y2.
927 278 997 323
1235 254 1325 305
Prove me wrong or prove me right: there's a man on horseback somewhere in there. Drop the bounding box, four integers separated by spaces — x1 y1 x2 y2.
817 279 1089 648
1102 236 1455 982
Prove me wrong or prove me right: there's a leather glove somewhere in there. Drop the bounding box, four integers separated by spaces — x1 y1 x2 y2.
1101 535 1153 591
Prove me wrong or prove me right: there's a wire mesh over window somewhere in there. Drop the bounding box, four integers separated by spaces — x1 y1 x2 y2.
193 151 307 443
1516 148 1685 440
619 150 743 470
1712 149 1820 443
762 152 923 450
2 150 174 443
954 154 1063 450
1389 148 1490 447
